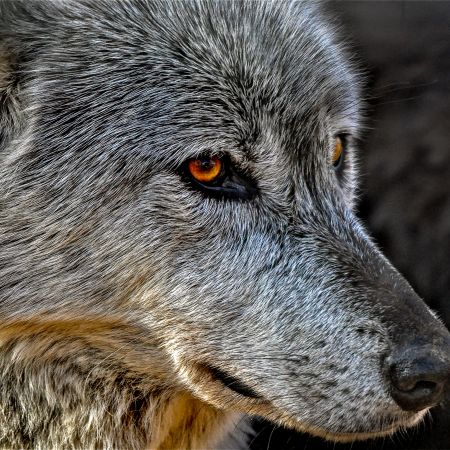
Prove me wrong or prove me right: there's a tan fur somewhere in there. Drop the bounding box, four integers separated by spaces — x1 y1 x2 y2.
0 317 239 449
152 393 240 450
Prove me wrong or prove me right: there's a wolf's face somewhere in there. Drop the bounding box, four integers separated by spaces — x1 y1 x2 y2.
1 0 450 443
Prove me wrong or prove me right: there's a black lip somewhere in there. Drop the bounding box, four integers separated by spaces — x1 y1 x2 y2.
207 365 262 399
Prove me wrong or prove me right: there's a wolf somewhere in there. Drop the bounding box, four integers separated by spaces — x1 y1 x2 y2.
0 0 449 449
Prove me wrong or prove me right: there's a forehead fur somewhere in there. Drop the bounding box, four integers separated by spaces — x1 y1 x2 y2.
1 0 360 166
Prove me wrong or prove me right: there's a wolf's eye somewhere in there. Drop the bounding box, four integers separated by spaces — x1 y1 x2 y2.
188 156 223 184
182 154 257 200
332 136 344 168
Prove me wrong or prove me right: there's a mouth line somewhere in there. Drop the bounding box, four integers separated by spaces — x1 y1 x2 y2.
205 364 263 399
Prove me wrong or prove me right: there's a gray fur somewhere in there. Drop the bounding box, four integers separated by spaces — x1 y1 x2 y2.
0 1 449 449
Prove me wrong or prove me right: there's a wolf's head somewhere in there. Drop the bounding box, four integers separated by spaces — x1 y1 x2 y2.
1 0 450 443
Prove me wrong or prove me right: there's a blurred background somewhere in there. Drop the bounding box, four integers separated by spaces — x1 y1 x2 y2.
251 2 450 449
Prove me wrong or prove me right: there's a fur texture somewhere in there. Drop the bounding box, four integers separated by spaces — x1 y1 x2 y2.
0 1 449 449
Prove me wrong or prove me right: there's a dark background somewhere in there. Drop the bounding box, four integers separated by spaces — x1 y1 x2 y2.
251 2 450 449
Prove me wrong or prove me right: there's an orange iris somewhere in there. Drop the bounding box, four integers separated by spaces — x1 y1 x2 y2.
188 156 222 183
332 137 343 166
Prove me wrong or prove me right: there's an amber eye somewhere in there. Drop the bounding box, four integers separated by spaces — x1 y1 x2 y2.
187 156 223 183
332 136 344 167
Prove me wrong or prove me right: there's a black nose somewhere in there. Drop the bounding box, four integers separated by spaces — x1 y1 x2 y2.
387 346 450 411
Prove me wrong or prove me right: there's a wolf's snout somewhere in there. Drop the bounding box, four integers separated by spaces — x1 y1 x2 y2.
386 345 450 411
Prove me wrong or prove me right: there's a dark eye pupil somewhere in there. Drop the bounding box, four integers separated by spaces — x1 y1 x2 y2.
198 159 214 170
333 153 342 167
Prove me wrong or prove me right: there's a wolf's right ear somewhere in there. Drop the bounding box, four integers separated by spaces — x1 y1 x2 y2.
0 30 24 151
0 0 29 151
0 0 55 151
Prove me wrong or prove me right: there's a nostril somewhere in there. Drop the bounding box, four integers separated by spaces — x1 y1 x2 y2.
392 372 441 393
413 380 440 393
387 349 450 412
391 378 443 412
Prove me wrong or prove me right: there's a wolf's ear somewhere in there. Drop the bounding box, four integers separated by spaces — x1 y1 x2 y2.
0 0 32 151
0 42 21 151
0 0 56 151
0 0 30 156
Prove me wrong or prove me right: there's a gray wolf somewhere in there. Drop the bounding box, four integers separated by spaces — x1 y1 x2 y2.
1 1 449 449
